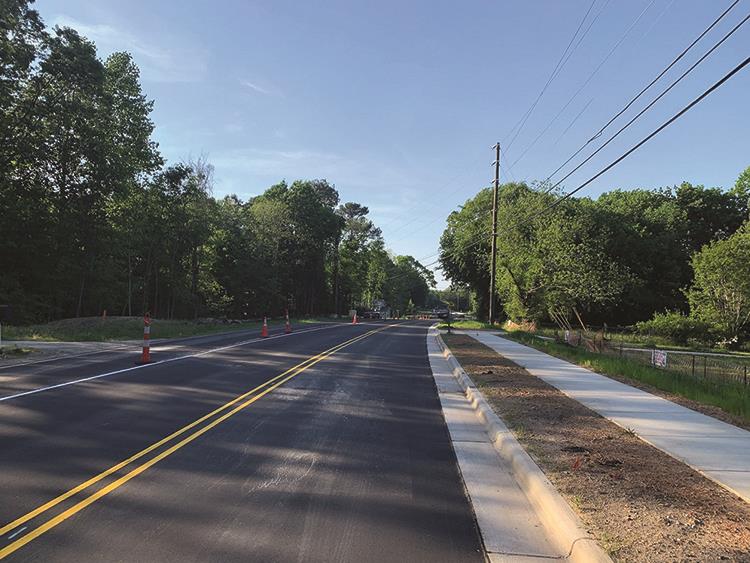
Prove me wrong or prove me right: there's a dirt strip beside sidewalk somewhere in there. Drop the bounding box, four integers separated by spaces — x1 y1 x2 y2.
443 334 750 562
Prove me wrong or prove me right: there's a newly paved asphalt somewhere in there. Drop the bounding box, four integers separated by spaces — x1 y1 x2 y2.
0 321 484 562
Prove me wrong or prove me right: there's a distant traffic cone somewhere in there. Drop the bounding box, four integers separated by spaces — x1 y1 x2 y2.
352 312 358 324
285 309 292 334
261 316 269 337
137 313 152 364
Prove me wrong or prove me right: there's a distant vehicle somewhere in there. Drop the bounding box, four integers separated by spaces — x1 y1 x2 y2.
435 309 450 319
361 311 380 319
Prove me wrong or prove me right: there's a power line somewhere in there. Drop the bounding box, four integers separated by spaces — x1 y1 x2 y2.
503 0 599 153
543 0 741 184
543 10 750 196
408 54 750 284
385 7 749 285
508 0 658 169
378 0 634 243
538 55 750 213
376 161 480 231
552 97 595 148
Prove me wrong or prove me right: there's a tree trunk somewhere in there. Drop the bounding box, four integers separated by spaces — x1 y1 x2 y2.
333 246 340 316
76 273 85 318
191 246 199 320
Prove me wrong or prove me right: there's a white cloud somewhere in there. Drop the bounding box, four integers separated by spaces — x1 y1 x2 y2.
52 15 208 83
240 80 271 95
209 147 416 201
211 148 343 180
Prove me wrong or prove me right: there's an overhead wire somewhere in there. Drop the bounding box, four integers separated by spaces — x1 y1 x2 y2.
552 97 595 148
379 0 599 244
383 1 746 283
542 0 741 184
508 0 658 169
392 53 750 284
542 9 750 197
503 0 599 153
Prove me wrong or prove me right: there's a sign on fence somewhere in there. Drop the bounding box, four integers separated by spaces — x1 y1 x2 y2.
651 349 668 368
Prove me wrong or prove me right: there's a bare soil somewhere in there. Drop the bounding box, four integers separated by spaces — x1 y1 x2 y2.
443 333 750 562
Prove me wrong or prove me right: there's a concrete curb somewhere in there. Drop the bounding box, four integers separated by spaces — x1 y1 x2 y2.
436 331 612 563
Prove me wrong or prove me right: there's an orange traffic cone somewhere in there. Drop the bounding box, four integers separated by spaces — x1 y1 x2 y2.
261 316 269 337
285 310 292 334
352 312 358 324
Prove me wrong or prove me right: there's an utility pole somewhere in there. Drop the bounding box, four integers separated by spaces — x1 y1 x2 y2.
488 143 500 325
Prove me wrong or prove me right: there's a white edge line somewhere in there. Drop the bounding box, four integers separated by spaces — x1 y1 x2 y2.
0 324 347 403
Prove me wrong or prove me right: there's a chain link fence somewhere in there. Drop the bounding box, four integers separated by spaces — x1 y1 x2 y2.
557 329 750 389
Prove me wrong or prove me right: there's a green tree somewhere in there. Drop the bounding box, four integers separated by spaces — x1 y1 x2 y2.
687 222 750 344
335 202 381 313
732 165 750 214
439 187 492 318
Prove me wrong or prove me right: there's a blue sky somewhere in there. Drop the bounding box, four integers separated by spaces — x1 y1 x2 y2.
35 0 750 287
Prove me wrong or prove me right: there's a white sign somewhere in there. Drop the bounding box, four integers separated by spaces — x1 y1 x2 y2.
651 349 668 368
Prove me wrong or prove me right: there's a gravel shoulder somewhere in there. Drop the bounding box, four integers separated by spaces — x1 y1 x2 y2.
443 333 750 562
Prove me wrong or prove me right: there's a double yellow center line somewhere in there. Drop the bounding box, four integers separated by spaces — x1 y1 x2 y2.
0 324 391 559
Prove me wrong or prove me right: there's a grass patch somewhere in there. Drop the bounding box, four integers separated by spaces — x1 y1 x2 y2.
504 330 750 423
2 316 330 342
435 320 498 330
0 345 33 358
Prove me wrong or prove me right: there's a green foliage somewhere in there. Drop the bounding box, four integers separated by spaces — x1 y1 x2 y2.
442 183 630 328
439 187 494 318
688 222 750 344
634 311 711 345
2 316 321 342
440 177 750 340
733 165 750 206
0 5 433 325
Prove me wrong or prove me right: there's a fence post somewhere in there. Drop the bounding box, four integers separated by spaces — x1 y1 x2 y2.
703 355 707 379
691 355 695 378
744 365 747 387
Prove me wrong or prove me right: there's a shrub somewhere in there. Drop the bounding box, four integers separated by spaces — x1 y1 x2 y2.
635 311 711 345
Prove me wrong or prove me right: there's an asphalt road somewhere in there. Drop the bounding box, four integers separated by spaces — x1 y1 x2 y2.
0 320 484 562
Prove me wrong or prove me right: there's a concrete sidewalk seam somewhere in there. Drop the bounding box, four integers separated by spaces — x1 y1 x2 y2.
435 331 611 563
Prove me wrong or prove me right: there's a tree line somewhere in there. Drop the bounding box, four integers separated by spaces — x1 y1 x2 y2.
0 1 433 323
440 171 750 345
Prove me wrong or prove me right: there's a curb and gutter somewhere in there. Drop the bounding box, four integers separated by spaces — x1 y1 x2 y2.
435 330 611 563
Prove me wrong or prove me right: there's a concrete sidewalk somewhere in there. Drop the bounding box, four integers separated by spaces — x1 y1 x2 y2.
463 330 750 504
